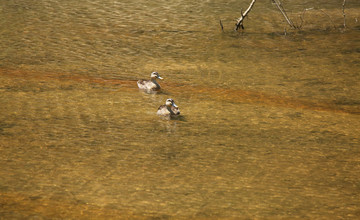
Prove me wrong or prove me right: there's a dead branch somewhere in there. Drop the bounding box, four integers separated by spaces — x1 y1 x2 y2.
319 9 337 29
299 8 313 29
272 0 296 29
300 8 337 30
235 0 256 31
219 19 224 31
342 0 347 28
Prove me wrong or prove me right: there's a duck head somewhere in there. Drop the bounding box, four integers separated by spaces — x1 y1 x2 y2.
150 72 163 80
166 98 178 108
166 98 180 115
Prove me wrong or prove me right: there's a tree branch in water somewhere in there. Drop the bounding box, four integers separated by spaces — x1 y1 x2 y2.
219 19 224 31
342 0 347 28
272 0 296 29
235 0 256 31
319 9 337 30
299 8 336 30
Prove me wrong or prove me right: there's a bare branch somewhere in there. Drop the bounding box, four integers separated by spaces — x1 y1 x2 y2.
235 0 256 31
272 0 296 29
319 9 337 30
299 8 314 29
342 0 347 28
299 8 336 30
219 19 224 31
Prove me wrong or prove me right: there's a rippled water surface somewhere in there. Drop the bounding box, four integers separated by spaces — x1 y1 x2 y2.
1 0 360 219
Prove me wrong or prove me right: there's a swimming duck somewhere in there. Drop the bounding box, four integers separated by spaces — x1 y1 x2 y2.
157 98 180 117
137 72 163 91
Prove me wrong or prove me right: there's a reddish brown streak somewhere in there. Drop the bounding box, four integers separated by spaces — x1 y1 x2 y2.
1 68 359 115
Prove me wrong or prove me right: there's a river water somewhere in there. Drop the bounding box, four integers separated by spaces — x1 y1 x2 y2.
1 0 360 219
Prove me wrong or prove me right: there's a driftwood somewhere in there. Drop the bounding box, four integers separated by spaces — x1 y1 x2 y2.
235 0 256 31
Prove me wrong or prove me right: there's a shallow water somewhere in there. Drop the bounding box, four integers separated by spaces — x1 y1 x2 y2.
1 0 360 219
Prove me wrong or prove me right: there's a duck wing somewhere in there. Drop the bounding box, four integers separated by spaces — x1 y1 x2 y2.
137 79 148 89
157 104 166 110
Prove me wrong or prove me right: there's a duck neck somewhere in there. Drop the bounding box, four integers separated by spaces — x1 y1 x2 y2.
166 105 174 114
151 78 160 88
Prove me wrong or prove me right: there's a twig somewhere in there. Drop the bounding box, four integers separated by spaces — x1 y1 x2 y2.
300 8 336 30
235 0 256 31
299 8 314 29
319 9 337 30
342 0 346 28
272 0 296 29
219 19 224 31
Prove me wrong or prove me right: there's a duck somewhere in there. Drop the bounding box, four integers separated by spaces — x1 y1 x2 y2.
157 98 180 117
137 71 163 91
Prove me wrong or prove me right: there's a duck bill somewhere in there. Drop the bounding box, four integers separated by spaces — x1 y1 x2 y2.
172 103 178 108
157 76 163 80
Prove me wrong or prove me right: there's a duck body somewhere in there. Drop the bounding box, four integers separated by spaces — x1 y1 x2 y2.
137 72 163 92
157 98 180 117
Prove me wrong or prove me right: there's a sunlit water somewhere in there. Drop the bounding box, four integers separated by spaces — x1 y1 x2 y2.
1 0 360 219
